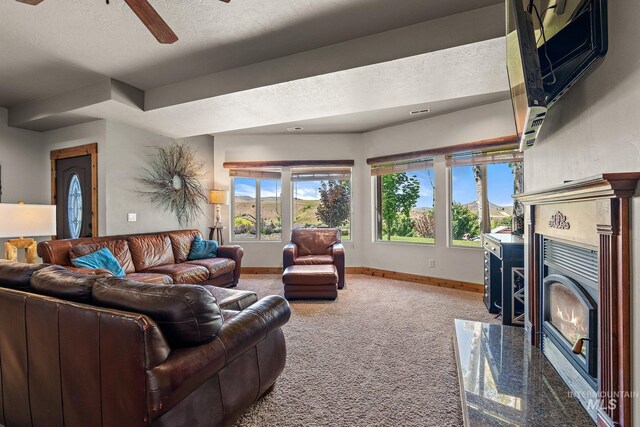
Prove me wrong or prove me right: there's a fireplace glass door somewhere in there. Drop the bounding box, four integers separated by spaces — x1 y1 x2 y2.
548 281 589 357
543 274 597 379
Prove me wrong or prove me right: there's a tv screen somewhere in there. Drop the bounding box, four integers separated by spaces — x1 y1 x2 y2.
506 0 608 150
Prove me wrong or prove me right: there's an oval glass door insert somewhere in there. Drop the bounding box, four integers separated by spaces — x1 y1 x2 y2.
68 174 83 238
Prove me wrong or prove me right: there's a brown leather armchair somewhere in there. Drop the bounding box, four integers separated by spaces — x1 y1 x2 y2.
283 228 345 289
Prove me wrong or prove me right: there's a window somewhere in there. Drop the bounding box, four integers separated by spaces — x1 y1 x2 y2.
292 168 351 240
259 178 282 241
231 170 282 241
67 174 83 239
373 159 435 244
448 151 523 247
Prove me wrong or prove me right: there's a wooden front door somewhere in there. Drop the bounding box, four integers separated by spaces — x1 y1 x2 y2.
51 144 98 239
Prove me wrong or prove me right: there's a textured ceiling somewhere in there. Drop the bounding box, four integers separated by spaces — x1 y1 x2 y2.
0 0 502 107
218 93 511 135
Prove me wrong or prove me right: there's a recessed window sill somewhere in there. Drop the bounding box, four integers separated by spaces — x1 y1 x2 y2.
374 240 435 247
448 244 483 250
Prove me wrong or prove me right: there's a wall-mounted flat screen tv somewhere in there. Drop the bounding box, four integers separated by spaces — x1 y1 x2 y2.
506 0 608 151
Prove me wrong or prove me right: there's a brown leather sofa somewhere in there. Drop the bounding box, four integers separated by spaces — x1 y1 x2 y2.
283 228 345 289
0 260 290 427
37 229 243 288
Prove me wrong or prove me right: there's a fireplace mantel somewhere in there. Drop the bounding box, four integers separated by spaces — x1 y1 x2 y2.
515 172 640 427
517 173 640 205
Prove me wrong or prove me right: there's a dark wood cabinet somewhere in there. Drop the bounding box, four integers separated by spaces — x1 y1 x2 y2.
482 233 525 326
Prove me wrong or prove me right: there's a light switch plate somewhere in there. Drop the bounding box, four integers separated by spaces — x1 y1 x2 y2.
128 213 137 222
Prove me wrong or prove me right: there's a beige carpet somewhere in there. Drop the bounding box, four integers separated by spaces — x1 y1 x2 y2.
233 274 495 427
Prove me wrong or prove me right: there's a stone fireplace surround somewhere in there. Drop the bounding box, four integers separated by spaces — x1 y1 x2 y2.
516 173 640 427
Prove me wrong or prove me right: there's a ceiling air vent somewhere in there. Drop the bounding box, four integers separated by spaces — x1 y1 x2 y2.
410 108 431 116
286 127 304 132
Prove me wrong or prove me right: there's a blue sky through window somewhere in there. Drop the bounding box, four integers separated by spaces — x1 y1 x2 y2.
235 178 281 198
234 177 256 198
293 181 322 200
235 165 515 207
452 163 515 207
410 169 434 209
261 179 281 198
487 163 516 207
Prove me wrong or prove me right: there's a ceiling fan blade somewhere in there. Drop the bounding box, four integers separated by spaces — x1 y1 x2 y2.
15 0 45 4
123 0 178 44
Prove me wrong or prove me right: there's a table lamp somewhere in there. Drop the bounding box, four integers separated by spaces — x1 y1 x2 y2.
209 189 228 226
0 203 56 264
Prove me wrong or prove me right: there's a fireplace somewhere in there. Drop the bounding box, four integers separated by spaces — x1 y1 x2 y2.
538 238 599 417
540 239 599 391
515 173 640 427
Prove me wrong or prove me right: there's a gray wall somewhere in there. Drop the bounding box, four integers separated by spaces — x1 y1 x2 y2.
523 1 640 422
41 120 215 237
0 108 48 204
0 108 49 261
0 112 215 261
105 122 214 236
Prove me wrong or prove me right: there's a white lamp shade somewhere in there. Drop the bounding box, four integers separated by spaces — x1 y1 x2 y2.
209 189 228 205
0 204 57 238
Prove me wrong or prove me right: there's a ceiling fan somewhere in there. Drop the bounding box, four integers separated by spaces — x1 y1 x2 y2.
15 0 230 44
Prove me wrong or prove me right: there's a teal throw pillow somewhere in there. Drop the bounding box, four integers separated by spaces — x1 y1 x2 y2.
188 235 218 260
71 247 126 278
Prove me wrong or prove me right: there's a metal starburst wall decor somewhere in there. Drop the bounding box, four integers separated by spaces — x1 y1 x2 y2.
138 143 207 227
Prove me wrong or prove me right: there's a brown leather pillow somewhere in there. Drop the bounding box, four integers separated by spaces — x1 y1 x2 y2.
128 235 175 271
92 277 224 347
168 230 201 264
30 265 98 303
0 260 47 291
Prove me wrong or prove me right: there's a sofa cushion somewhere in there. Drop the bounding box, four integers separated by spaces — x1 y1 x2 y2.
143 264 209 284
294 255 334 265
30 265 98 303
93 277 224 347
282 265 339 286
128 234 175 271
185 258 235 277
69 240 136 274
71 247 126 277
291 228 340 256
203 286 258 311
203 272 234 287
0 260 47 290
124 272 173 285
65 266 115 276
169 230 201 264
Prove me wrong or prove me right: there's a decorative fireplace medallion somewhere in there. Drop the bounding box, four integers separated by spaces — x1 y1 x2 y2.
516 173 640 427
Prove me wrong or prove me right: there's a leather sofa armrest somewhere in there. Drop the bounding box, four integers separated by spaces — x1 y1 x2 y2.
332 243 345 289
283 243 298 271
216 245 244 286
145 295 290 421
65 266 115 277
215 295 291 362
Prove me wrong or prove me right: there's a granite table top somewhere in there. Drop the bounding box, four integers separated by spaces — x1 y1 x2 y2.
454 319 594 427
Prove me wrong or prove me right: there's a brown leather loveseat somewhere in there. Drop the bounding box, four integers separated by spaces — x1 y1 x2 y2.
0 260 290 427
283 228 345 289
37 229 243 288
